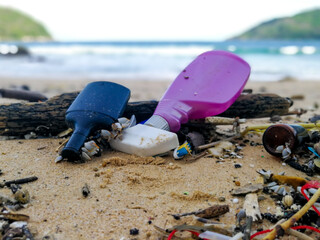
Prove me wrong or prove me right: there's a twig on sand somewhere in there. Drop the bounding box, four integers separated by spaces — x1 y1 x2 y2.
195 136 237 151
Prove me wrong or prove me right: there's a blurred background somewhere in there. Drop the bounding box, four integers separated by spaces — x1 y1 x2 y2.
0 0 320 82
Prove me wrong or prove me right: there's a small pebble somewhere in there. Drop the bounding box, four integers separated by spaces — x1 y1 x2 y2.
249 164 254 168
234 163 242 168
270 115 282 122
218 196 226 202
14 189 30 204
129 228 139 235
232 198 239 204
82 184 90 198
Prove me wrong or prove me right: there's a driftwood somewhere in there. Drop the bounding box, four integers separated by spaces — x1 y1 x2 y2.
224 93 292 118
0 88 48 102
0 92 292 136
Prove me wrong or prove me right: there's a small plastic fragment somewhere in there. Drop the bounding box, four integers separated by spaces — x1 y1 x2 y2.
173 141 192 159
82 184 90 198
129 228 139 235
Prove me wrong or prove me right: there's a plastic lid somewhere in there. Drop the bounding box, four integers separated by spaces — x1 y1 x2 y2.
144 115 170 131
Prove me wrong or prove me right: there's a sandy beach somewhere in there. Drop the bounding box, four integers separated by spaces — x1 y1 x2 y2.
1 77 320 240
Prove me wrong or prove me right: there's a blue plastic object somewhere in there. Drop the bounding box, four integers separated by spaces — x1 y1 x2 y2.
308 147 320 158
61 81 130 161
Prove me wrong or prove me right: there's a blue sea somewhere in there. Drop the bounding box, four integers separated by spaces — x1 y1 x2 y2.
0 40 320 81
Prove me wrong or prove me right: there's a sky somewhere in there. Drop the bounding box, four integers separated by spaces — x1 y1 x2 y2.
0 0 320 41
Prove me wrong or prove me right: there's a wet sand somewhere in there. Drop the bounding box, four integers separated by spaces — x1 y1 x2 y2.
0 78 319 239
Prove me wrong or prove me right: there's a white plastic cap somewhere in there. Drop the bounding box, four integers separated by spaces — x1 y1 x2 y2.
145 115 170 131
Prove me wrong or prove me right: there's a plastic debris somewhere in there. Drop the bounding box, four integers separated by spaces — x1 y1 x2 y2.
262 124 309 157
61 81 130 161
173 141 192 159
145 50 250 133
207 141 234 157
109 124 179 157
82 183 90 198
129 228 139 235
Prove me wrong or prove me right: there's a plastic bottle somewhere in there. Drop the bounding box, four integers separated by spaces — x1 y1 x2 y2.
110 51 250 157
109 124 179 157
262 124 310 157
61 81 130 161
145 50 251 132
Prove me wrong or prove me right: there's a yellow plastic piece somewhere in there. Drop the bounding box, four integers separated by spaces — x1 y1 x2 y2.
270 175 308 189
241 123 320 137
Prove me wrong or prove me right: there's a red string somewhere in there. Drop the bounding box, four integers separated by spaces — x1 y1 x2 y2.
167 229 177 240
301 180 320 216
291 225 320 233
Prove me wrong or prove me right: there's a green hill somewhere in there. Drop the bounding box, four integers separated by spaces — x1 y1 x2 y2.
231 8 320 40
0 7 52 41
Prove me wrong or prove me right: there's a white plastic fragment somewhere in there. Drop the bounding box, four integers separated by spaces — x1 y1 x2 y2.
55 155 63 163
81 151 91 161
109 124 179 157
199 230 232 240
9 221 27 228
229 232 244 240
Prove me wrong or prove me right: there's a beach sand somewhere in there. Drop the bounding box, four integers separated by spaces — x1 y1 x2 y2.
0 78 320 239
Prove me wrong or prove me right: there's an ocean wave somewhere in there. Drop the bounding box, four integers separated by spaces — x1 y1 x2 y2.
1 41 320 81
301 46 316 55
28 44 213 56
279 46 299 55
279 45 317 55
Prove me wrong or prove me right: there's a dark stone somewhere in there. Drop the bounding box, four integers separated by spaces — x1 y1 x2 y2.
129 228 139 235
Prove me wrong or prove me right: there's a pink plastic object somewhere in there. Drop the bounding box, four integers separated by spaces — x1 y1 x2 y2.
146 50 251 132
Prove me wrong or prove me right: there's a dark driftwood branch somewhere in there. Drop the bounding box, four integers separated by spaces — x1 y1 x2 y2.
0 88 48 102
0 92 292 136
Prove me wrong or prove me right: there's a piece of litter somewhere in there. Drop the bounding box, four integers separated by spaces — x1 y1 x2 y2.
129 228 139 235
232 198 239 204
